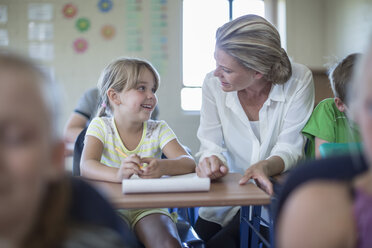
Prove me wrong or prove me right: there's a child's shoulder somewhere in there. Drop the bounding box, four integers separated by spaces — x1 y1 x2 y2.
146 119 169 130
91 116 111 123
313 98 339 114
146 119 171 138
90 116 113 128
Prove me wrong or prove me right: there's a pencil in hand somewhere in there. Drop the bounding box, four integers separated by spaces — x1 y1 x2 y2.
115 147 147 170
115 147 127 158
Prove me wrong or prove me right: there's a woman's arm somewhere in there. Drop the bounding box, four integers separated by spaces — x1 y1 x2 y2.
239 156 284 195
276 181 356 248
196 73 229 179
269 68 315 171
240 67 314 194
140 139 196 178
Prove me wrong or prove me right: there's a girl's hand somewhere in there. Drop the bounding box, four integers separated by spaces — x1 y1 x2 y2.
196 155 228 180
117 154 143 180
239 161 273 195
138 157 164 178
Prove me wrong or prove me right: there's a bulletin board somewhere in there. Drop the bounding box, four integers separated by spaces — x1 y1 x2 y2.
0 0 180 124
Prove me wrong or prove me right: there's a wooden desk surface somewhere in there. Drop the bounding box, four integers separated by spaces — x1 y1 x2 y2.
87 173 270 209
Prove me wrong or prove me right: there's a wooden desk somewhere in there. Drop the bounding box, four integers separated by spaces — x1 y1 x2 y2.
87 173 270 209
87 173 271 248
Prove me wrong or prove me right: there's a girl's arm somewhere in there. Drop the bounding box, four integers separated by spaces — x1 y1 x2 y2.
80 136 121 182
81 136 143 182
140 139 196 178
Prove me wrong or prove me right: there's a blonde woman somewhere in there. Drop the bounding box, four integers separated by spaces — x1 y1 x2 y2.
195 14 314 247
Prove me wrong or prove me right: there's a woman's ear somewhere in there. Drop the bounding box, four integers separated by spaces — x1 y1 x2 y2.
107 88 121 106
254 71 264 79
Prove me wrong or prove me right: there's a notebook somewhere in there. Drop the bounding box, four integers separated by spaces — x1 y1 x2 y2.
122 173 210 194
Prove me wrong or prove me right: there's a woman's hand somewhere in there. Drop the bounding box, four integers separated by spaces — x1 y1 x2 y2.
139 157 164 179
239 160 273 195
117 154 143 180
196 155 229 180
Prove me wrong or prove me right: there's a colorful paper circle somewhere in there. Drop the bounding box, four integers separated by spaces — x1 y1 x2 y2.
73 38 88 53
101 25 115 40
62 3 77 18
98 0 113 12
76 18 90 32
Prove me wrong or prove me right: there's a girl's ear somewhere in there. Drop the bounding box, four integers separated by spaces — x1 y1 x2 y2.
107 88 121 105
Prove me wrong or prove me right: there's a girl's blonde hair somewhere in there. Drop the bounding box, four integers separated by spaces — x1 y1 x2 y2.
97 57 160 117
216 14 292 85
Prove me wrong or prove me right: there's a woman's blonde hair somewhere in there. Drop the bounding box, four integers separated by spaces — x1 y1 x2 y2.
97 57 160 117
216 14 292 85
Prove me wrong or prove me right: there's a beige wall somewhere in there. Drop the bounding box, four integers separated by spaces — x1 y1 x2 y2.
286 0 372 69
324 0 372 58
2 0 372 159
286 0 325 69
0 0 201 155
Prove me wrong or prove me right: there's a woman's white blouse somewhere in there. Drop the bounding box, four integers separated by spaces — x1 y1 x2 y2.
196 62 314 226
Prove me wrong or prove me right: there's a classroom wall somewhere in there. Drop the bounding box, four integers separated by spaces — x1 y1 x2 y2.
286 0 372 69
2 0 372 161
286 0 325 69
324 0 372 58
0 0 201 156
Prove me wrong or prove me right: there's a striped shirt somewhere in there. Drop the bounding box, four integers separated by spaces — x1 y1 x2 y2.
86 117 177 168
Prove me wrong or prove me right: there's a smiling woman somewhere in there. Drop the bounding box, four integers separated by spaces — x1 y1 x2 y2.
194 14 314 248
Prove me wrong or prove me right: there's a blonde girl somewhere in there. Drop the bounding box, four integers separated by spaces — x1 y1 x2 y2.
81 57 196 248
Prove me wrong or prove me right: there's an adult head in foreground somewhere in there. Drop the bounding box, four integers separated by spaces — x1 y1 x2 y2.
0 52 131 248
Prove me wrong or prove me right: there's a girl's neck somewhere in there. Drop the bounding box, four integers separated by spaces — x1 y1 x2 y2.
113 113 144 133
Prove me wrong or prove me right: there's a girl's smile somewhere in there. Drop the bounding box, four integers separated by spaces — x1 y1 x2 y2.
114 67 158 123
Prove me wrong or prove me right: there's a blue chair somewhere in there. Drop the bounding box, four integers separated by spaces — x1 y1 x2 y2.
73 128 205 248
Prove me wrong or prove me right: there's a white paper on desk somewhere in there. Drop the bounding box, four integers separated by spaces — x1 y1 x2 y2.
122 173 210 194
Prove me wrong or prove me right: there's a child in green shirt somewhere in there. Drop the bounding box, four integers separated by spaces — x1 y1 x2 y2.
302 53 361 158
